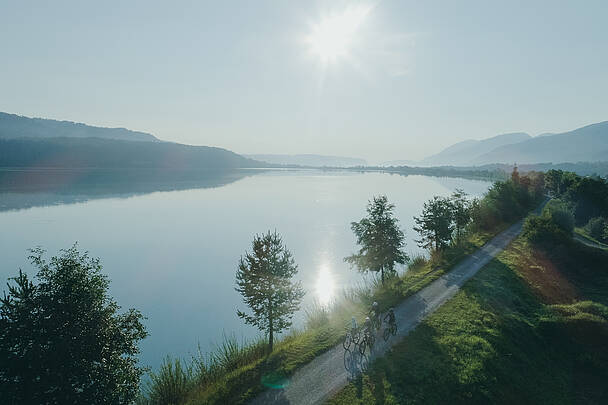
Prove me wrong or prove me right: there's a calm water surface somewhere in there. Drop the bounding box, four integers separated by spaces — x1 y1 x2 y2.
0 170 491 369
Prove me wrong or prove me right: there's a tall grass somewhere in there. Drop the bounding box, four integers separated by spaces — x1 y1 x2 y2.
144 357 193 405
141 333 268 404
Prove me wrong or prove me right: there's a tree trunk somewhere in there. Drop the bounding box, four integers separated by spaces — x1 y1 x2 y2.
268 309 274 352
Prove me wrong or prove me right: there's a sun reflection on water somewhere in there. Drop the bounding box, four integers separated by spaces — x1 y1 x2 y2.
316 265 335 306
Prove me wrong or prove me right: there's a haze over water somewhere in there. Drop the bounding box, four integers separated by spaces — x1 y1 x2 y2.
0 170 491 369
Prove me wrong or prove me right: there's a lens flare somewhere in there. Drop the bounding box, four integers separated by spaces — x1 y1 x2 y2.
316 265 335 306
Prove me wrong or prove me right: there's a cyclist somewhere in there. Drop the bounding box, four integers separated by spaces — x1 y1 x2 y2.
350 316 358 332
384 307 396 329
363 316 372 337
369 301 380 330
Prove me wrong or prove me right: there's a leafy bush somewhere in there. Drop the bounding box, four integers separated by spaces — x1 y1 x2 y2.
585 217 608 242
523 215 571 248
542 199 574 235
471 173 543 232
0 246 147 404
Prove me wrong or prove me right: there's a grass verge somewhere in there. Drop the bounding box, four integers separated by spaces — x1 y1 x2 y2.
328 236 608 404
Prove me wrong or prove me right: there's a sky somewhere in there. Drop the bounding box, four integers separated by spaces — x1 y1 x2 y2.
1 0 607 162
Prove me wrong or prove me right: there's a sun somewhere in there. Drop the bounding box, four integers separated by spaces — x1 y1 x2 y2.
305 5 372 64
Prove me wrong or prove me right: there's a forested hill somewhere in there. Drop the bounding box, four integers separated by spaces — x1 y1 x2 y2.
0 112 158 142
0 137 264 169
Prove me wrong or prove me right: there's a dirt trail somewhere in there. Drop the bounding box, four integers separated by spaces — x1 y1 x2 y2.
251 221 525 405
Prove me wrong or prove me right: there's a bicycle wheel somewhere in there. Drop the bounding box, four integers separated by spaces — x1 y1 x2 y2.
343 332 352 351
359 353 369 373
358 337 367 355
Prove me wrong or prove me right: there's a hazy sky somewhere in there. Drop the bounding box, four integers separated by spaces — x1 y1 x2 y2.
1 1 607 162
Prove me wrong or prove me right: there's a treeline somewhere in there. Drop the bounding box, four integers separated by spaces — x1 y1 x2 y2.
413 167 545 253
0 137 264 169
525 170 608 245
344 165 508 181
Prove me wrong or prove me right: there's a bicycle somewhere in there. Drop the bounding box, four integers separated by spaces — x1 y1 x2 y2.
343 325 361 351
370 311 382 332
358 328 375 355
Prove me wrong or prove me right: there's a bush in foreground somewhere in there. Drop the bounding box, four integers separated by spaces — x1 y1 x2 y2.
0 246 148 404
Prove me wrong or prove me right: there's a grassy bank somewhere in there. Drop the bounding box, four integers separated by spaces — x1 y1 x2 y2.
328 236 608 404
138 226 504 405
141 173 545 405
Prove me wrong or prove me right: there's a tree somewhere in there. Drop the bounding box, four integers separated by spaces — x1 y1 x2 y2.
0 245 147 405
450 189 472 241
344 195 408 284
511 164 520 184
235 231 304 351
544 169 564 195
413 196 454 251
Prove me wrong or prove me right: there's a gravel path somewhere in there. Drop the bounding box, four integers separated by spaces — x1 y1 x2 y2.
250 220 525 405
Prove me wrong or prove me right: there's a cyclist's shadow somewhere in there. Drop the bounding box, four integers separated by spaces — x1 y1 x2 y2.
343 347 370 380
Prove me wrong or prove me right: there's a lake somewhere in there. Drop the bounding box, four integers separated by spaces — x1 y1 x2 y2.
0 169 492 370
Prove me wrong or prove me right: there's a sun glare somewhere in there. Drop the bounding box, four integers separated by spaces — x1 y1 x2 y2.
305 5 372 64
315 265 336 306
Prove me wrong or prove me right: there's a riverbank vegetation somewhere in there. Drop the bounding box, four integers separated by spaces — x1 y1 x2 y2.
139 169 543 405
329 170 608 404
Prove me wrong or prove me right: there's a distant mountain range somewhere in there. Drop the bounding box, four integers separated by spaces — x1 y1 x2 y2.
420 121 608 166
0 112 262 170
0 112 159 142
472 121 608 164
244 154 366 167
3 111 607 172
422 132 531 166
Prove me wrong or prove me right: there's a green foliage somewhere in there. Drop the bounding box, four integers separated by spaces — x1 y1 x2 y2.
542 199 574 234
523 215 571 248
470 174 543 233
0 245 147 404
450 189 472 240
545 169 608 225
345 195 408 284
585 217 608 242
413 195 454 251
235 231 305 351
146 357 194 405
329 238 608 404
